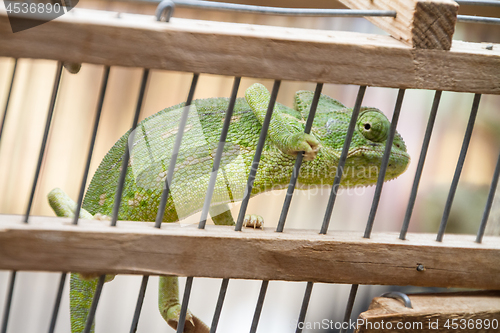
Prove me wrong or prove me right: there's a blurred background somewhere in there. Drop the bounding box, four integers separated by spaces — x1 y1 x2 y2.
0 0 499 332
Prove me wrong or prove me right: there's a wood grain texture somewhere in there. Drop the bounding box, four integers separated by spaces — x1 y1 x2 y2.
0 8 499 94
356 291 500 332
1 214 499 289
338 0 458 50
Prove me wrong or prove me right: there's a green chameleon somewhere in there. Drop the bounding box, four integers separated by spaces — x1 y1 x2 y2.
48 83 410 332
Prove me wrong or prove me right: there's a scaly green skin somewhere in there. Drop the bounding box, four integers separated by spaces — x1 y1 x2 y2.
48 83 410 332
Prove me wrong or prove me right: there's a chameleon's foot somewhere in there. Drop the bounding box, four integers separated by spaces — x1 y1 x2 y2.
243 214 264 229
77 273 115 282
288 133 320 161
93 213 111 221
164 304 209 333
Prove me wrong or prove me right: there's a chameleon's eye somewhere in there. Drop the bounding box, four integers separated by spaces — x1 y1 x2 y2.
357 110 389 142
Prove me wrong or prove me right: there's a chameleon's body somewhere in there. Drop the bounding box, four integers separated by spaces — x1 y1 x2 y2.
48 84 409 332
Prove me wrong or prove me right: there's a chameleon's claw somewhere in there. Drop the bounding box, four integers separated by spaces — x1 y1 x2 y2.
164 305 209 333
289 133 320 161
243 214 264 229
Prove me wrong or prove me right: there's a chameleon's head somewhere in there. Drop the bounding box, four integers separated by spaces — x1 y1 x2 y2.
294 90 409 186
318 106 410 187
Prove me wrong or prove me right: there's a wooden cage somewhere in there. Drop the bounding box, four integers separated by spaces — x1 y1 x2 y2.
0 0 500 332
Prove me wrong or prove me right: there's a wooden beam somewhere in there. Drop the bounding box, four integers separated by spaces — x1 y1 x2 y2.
357 291 500 332
1 215 499 289
0 8 499 94
338 0 459 50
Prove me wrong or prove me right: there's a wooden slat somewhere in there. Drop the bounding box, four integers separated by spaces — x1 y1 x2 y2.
0 8 499 94
1 214 499 289
356 291 500 332
338 0 458 50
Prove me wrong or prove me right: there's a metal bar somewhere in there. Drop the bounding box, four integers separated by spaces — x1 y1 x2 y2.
176 276 194 333
457 15 500 25
155 73 199 228
129 275 149 333
339 284 359 333
380 291 412 309
364 89 405 239
0 62 16 332
156 0 175 22
235 80 281 231
210 278 229 333
0 59 17 145
24 62 63 223
47 273 67 333
295 282 314 333
437 94 481 242
72 66 110 225
167 0 397 17
82 274 106 333
199 77 241 229
249 280 269 333
456 0 500 7
476 150 500 243
171 76 198 333
320 86 366 235
0 271 16 333
110 69 150 226
400 91 441 240
276 83 323 233
129 73 199 333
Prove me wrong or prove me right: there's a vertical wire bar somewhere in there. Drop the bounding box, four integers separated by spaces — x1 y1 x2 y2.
176 276 194 333
364 89 405 239
276 83 323 233
249 280 269 333
82 274 106 333
320 86 366 234
0 61 18 333
437 93 481 242
48 67 110 333
0 59 18 145
111 69 150 226
210 278 229 333
47 273 67 333
235 80 281 231
155 73 200 228
476 151 500 243
24 62 63 222
159 74 199 332
400 91 441 240
82 70 150 333
294 282 314 333
72 66 110 224
339 284 359 333
0 271 16 333
199 77 241 229
129 275 149 333
129 73 199 332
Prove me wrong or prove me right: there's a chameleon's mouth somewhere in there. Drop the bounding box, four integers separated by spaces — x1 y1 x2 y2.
343 146 411 185
347 147 410 166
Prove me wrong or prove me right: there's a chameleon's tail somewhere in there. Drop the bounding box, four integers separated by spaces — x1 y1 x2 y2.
69 273 98 333
48 189 104 333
